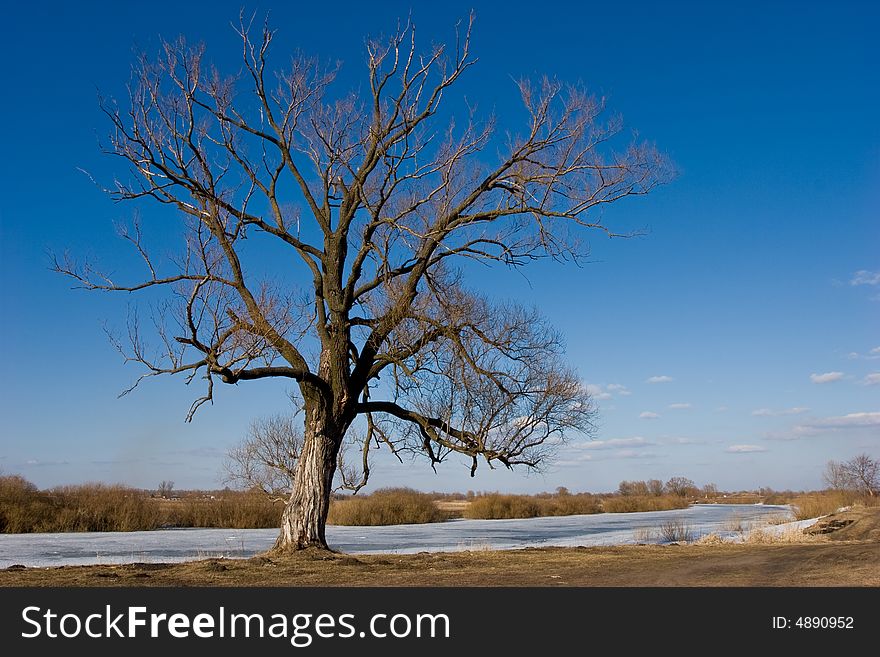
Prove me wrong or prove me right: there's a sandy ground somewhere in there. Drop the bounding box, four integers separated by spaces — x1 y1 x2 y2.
1 506 877 587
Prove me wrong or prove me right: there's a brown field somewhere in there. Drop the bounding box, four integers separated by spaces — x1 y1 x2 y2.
2 506 878 587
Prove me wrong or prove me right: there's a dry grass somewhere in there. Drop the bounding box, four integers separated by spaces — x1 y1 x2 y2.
462 493 601 519
601 495 690 513
0 475 282 532
743 524 819 545
631 528 656 543
694 533 726 545
327 488 448 526
789 490 861 520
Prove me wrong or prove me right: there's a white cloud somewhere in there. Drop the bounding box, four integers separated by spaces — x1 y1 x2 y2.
584 384 612 400
614 449 660 460
863 373 880 386
751 407 810 417
714 406 729 412
554 454 594 466
668 402 692 410
646 375 673 384
768 411 880 440
850 347 880 360
850 270 880 286
585 383 631 400
23 458 70 466
639 411 660 419
667 437 706 445
805 411 880 429
810 371 844 384
725 444 768 453
575 437 654 451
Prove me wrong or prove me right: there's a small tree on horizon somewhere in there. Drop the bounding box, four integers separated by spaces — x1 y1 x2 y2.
824 454 879 497
56 14 671 551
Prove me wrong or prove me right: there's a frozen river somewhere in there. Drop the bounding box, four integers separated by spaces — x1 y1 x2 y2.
0 504 792 568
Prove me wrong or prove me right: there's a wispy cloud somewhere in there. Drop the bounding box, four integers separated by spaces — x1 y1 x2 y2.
751 407 809 417
668 402 692 410
646 375 673 384
804 411 880 429
171 446 227 458
862 373 880 386
23 458 71 467
714 406 729 413
849 347 880 360
767 410 880 440
585 383 631 400
725 444 768 453
667 437 707 445
574 437 655 451
556 439 662 465
850 270 880 286
810 371 844 384
584 384 612 400
614 449 661 460
639 411 660 419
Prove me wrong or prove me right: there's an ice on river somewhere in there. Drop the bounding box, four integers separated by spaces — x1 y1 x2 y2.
0 503 794 568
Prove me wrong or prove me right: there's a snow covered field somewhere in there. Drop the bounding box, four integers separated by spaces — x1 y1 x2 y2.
0 503 793 568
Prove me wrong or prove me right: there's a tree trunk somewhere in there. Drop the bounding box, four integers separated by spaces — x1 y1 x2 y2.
272 402 341 552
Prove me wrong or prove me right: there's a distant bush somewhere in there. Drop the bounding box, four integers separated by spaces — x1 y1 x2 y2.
0 475 54 533
462 492 601 519
601 495 690 513
47 483 163 532
328 488 447 526
162 491 282 529
0 477 163 532
0 475 281 533
463 494 541 519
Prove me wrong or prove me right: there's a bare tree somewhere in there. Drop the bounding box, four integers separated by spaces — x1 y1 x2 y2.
157 480 175 498
224 414 302 502
823 459 850 491
846 454 878 497
646 478 664 496
618 480 649 496
55 14 671 551
664 476 696 498
826 454 878 497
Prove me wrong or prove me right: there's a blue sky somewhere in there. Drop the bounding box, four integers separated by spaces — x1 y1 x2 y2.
1 0 877 494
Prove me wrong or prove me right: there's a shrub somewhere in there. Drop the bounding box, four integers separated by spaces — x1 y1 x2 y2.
0 476 282 532
462 493 601 519
601 495 690 513
327 488 447 526
659 518 693 543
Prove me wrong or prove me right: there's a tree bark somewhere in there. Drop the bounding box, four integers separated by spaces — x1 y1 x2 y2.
272 401 341 552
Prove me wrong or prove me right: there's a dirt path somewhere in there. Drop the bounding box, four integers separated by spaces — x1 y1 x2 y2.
2 506 878 587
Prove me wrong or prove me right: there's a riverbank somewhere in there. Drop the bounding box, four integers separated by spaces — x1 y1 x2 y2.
2 506 877 587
